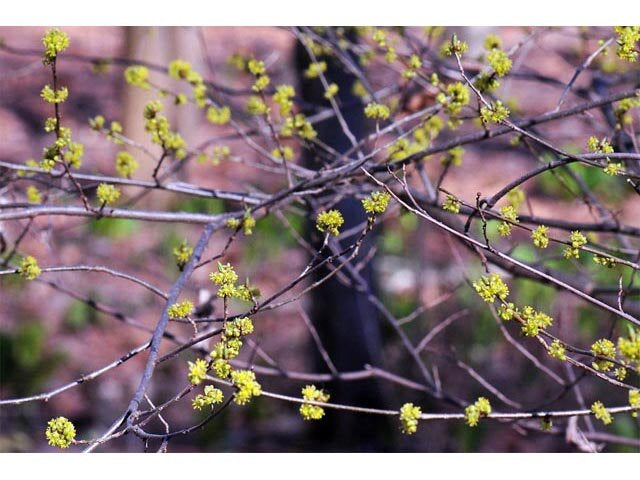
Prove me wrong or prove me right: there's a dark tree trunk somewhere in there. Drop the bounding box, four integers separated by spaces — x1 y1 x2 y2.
295 30 391 451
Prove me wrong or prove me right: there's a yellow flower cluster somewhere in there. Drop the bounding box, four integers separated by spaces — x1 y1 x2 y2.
300 385 330 420
167 300 194 319
613 97 640 127
473 273 509 303
587 136 614 154
42 28 70 64
440 34 468 57
593 255 617 268
143 100 187 160
474 72 500 93
172 240 193 269
273 84 295 116
399 402 422 435
442 194 461 214
618 328 640 368
226 210 257 236
630 389 640 417
362 191 391 216
208 262 254 301
124 65 150 89
497 302 517 321
115 151 138 178
224 317 254 338
242 211 256 235
246 58 270 93
352 80 369 100
247 58 266 76
304 61 327 79
18 255 41 281
252 75 270 92
246 96 270 116
586 135 623 174
96 183 121 205
563 230 587 259
402 54 422 79
206 106 231 125
484 34 502 50
230 369 262 405
496 299 554 337
167 59 209 108
591 401 613 425
437 82 470 118
548 339 567 361
531 225 549 249
324 83 339 100
613 26 640 62
497 205 518 237
591 338 616 371
487 49 512 77
480 100 510 124
199 145 231 165
603 162 623 176
40 85 68 104
188 358 209 385
209 317 254 381
387 138 422 162
90 115 124 146
26 185 42 204
364 102 391 120
168 59 192 80
209 261 239 293
520 306 554 337
281 113 317 140
416 116 444 148
464 397 491 427
45 416 76 448
271 146 294 161
192 385 224 410
64 142 84 169
316 209 344 237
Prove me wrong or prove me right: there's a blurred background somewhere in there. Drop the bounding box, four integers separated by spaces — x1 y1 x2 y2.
0 27 638 452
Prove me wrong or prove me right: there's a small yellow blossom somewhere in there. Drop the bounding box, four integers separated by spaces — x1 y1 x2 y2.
192 385 224 410
42 29 70 64
399 403 422 435
591 338 616 371
531 225 549 249
361 191 391 216
231 369 261 405
115 151 138 178
18 255 41 280
548 340 566 361
442 195 461 214
364 102 390 120
591 401 613 425
96 183 120 205
167 300 194 319
316 209 344 236
300 385 330 420
45 417 75 448
172 240 193 269
473 273 509 303
26 185 42 204
465 397 491 427
124 65 150 89
188 358 209 385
